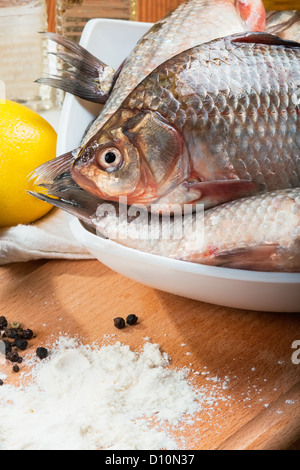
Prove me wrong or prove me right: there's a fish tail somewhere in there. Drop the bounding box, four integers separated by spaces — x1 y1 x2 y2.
266 10 300 35
37 32 116 103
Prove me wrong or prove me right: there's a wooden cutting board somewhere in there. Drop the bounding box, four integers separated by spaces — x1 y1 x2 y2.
1 258 299 450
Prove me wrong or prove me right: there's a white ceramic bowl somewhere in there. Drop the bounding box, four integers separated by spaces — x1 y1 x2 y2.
58 19 300 313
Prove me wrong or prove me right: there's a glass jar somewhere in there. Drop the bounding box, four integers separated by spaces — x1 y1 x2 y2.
0 0 53 111
56 0 136 44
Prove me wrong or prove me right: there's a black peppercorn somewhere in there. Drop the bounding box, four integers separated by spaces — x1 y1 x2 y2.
17 357 23 364
22 329 34 340
13 365 20 373
36 347 48 360
15 339 28 351
126 314 138 326
113 317 126 329
0 316 8 330
4 328 23 340
6 351 19 363
0 380 4 386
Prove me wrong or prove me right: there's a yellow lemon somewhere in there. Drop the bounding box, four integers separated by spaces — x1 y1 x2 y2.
0 100 57 228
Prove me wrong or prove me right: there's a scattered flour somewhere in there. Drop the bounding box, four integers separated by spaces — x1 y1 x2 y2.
0 337 224 451
2 334 292 450
285 400 296 405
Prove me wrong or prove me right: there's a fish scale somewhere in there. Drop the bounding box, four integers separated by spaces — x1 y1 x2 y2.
118 36 300 194
81 0 260 146
32 1 267 204
34 2 300 221
93 188 300 272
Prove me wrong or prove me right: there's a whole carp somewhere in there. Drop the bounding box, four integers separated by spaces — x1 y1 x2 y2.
95 189 300 273
66 32 300 210
33 0 266 191
29 181 300 272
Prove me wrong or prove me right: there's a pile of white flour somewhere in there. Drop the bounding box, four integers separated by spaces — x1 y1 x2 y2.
0 337 206 450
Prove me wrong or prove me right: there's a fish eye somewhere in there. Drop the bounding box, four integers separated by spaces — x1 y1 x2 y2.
105 152 117 164
96 147 123 172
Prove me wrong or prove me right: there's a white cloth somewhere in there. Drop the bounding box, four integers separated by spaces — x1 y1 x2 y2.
0 209 93 265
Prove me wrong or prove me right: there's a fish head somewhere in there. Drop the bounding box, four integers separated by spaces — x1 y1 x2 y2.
71 109 184 205
234 0 266 31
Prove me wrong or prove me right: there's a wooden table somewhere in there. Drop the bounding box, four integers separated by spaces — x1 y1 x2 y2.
1 258 299 450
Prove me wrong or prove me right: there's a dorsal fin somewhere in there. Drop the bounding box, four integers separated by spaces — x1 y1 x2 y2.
229 31 300 48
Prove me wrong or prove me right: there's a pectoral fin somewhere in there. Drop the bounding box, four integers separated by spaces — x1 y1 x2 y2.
189 179 265 209
155 179 264 209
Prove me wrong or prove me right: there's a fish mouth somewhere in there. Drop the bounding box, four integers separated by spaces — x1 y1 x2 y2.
29 149 80 187
71 163 105 201
29 149 105 227
29 172 103 228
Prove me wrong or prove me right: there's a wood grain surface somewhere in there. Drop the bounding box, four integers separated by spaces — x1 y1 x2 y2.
1 258 299 450
263 0 300 10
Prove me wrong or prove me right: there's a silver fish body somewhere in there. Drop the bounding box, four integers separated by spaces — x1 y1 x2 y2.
95 189 300 272
39 1 266 113
33 0 266 190
28 177 300 272
82 0 266 146
71 33 300 209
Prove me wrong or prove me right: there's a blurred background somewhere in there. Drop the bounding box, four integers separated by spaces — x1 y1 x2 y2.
1 0 297 109
47 0 300 32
